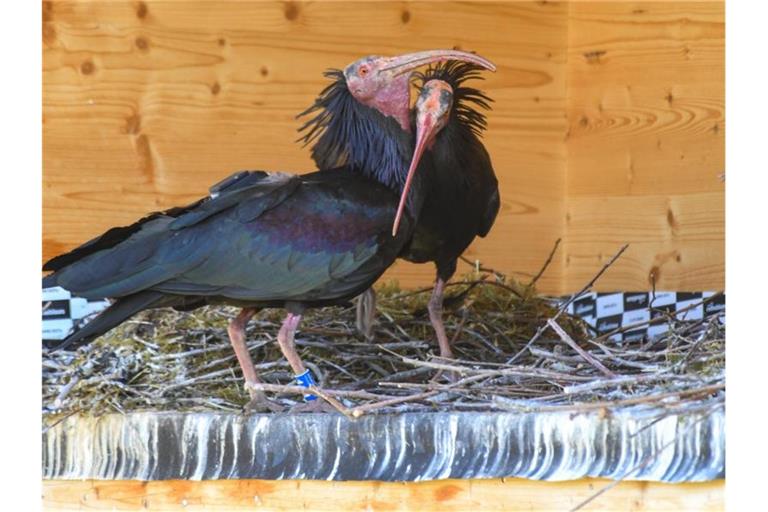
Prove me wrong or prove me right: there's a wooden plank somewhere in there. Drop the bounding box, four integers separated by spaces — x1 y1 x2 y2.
42 478 724 511
43 0 568 294
564 1 724 292
565 192 724 291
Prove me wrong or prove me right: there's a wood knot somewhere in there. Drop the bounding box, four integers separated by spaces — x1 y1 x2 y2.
579 116 589 127
136 1 148 19
210 82 221 95
125 114 141 135
80 60 95 75
43 1 54 22
284 2 299 21
135 134 155 181
434 484 462 502
135 37 149 51
648 265 660 286
665 92 674 104
666 208 678 230
583 50 606 64
401 10 411 24
260 66 269 77
43 24 56 45
218 38 226 47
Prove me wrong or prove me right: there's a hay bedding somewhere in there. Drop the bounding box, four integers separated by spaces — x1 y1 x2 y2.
42 248 725 425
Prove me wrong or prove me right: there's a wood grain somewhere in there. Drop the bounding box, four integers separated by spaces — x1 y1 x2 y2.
565 192 724 291
43 1 725 294
43 0 568 294
42 478 725 511
564 1 724 292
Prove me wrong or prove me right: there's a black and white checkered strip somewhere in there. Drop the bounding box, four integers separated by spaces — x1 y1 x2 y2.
43 287 725 344
42 287 110 341
567 291 725 342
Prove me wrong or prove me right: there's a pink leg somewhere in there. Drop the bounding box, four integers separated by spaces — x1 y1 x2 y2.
277 313 338 412
227 308 260 385
428 277 454 360
276 313 306 375
227 308 275 410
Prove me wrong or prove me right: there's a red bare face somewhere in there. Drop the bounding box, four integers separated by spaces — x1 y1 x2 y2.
344 56 388 101
342 50 495 132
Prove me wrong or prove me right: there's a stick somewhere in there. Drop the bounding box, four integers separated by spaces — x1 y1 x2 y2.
528 238 561 288
308 387 355 419
246 382 395 401
507 244 629 364
350 390 441 417
548 319 616 378
562 372 677 395
493 383 724 413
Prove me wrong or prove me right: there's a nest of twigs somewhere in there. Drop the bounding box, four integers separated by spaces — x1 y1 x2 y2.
42 244 725 425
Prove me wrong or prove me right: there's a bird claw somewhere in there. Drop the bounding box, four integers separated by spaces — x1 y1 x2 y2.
243 382 283 413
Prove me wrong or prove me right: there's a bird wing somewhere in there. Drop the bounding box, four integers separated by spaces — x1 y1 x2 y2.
42 170 278 273
478 186 500 238
47 169 405 303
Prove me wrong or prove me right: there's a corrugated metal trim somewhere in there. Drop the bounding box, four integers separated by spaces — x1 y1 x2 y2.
42 408 724 482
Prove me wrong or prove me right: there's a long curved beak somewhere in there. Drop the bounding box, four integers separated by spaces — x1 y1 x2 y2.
380 49 496 76
391 112 438 237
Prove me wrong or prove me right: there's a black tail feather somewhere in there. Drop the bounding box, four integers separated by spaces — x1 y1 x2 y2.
42 273 57 289
47 291 167 352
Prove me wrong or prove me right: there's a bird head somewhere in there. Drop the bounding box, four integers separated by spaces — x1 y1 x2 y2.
391 79 454 236
343 50 495 132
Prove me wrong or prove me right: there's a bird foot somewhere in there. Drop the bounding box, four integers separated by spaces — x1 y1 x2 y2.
243 384 283 413
288 398 340 414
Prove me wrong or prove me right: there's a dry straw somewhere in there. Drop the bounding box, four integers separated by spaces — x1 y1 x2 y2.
42 243 724 426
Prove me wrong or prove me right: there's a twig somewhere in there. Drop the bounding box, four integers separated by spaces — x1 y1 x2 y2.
351 390 441 417
308 387 355 419
559 244 630 313
548 319 616 378
562 372 675 395
246 382 395 401
507 244 629 364
528 238 561 288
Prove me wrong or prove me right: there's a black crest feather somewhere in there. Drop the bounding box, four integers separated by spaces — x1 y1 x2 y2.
414 61 493 137
296 70 409 190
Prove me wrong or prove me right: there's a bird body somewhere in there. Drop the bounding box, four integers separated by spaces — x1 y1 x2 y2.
305 62 500 360
44 168 416 350
43 49 495 409
401 79 499 281
44 158 420 412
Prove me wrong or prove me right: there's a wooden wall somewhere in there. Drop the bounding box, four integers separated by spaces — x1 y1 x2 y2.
43 1 724 295
564 1 725 292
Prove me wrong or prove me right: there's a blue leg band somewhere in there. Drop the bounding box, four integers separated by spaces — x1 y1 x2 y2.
295 369 318 401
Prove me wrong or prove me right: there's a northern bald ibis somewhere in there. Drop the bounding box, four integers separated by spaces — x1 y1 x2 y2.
304 61 499 363
43 50 493 410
